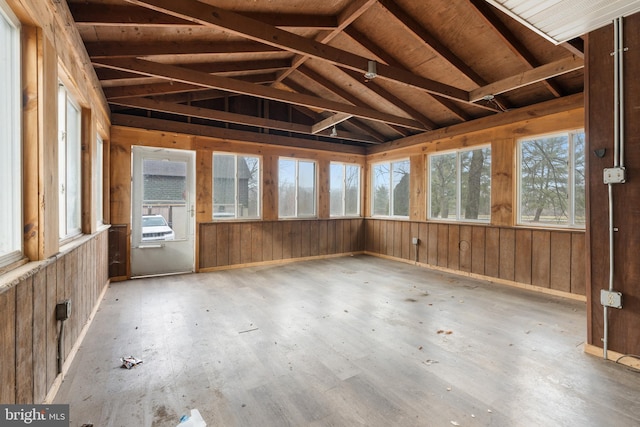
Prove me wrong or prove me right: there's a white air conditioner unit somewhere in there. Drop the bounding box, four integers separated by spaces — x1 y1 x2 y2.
485 0 640 44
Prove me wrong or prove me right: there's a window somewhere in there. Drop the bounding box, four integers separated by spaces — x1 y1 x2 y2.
518 131 585 227
96 135 104 227
0 1 21 267
330 162 361 217
372 159 410 217
212 153 261 219
58 83 82 239
278 158 316 218
428 146 491 221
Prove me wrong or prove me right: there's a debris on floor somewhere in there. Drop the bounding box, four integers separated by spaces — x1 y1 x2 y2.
120 356 143 369
177 408 206 426
437 330 453 335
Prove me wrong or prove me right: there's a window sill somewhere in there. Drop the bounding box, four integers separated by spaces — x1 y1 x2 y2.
0 259 48 294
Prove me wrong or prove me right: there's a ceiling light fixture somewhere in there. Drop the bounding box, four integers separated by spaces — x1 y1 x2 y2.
364 60 377 80
330 126 338 137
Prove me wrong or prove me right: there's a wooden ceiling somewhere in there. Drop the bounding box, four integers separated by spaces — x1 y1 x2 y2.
67 0 585 150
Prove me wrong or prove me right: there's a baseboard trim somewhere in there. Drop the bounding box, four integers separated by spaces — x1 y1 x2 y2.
363 251 587 302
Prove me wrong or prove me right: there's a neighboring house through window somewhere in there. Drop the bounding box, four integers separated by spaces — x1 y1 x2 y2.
278 158 316 218
213 153 261 219
330 162 361 217
372 159 410 217
518 130 585 227
0 0 21 266
428 146 491 222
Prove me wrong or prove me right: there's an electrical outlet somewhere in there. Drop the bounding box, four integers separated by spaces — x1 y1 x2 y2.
56 299 72 321
600 290 623 309
412 237 419 245
603 167 626 184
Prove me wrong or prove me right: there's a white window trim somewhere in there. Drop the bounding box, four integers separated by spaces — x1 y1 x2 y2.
516 130 585 229
0 1 22 267
427 145 492 223
58 82 83 241
371 159 410 218
212 152 262 220
278 157 317 219
96 134 104 227
330 162 361 218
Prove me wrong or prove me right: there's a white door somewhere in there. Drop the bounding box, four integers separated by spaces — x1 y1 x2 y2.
131 146 195 277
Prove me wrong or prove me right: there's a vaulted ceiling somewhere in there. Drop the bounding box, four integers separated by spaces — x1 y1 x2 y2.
67 0 585 150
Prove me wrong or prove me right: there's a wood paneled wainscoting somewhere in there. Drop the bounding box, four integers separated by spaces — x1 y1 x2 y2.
199 219 365 270
365 219 586 298
0 230 110 404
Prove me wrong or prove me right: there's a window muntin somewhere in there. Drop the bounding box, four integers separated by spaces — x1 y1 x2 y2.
0 1 22 266
58 83 82 239
278 158 316 218
429 146 491 222
212 153 261 219
371 159 410 217
518 131 585 227
330 162 361 217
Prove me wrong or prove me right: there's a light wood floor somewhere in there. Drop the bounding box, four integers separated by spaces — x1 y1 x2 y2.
54 255 640 426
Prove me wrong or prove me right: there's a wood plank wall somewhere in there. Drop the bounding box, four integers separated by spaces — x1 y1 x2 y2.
365 220 586 296
109 126 366 276
0 230 109 404
199 219 364 270
586 13 640 355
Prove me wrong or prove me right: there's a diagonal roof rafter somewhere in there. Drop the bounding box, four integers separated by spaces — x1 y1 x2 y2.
122 0 472 104
93 57 427 130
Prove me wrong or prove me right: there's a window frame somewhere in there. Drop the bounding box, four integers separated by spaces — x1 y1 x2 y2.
427 145 492 223
516 129 585 228
0 0 22 268
212 152 262 220
96 134 104 227
370 158 410 218
278 157 317 219
58 82 83 241
329 162 362 218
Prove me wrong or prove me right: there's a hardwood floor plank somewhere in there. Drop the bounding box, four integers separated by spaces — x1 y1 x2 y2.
54 256 639 427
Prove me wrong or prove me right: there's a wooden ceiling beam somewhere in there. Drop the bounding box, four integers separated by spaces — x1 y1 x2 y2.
93 57 426 130
110 96 311 133
102 73 277 97
342 69 437 130
282 80 388 142
122 0 469 103
467 0 563 98
86 40 282 59
275 0 377 84
344 27 473 122
110 99 379 144
311 113 353 134
378 0 485 88
297 65 407 137
70 4 339 29
112 114 369 153
469 56 584 102
377 0 513 111
561 38 585 58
